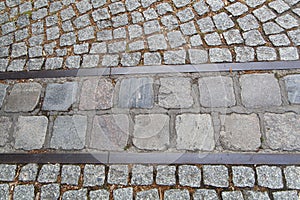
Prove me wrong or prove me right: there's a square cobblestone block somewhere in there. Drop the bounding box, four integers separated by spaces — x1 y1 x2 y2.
257 165 283 189
83 165 105 186
213 12 234 31
61 165 81 185
203 165 229 187
242 191 270 200
197 17 215 33
161 15 178 30
43 82 78 111
90 42 107 54
199 76 235 108
19 163 38 182
179 165 201 187
0 164 16 181
133 114 169 150
144 52 161 65
167 31 186 48
159 77 193 108
164 50 186 64
131 165 153 185
237 14 259 31
235 46 255 62
284 75 300 104
41 184 60 200
176 114 215 151
284 166 300 189
220 114 261 151
108 165 128 185
232 166 255 187
147 34 168 51
82 55 99 68
275 14 298 29
188 49 207 64
256 47 277 61
279 47 299 60
125 0 141 11
264 113 300 150
273 191 298 200
11 42 27 58
0 184 9 199
222 191 244 200
76 0 92 14
102 54 119 67
27 58 44 71
136 189 159 200
288 29 300 46
243 30 266 46
193 1 209 16
112 14 128 27
209 48 232 62
121 52 141 66
193 189 218 200
176 7 194 23
172 0 190 8
164 189 190 200
45 57 63 70
74 43 89 54
7 59 26 72
225 2 248 16
143 8 158 20
65 56 81 69
14 185 34 200
14 116 48 150
80 78 114 110
180 21 197 35
38 164 60 183
240 74 281 108
144 20 161 35
89 189 110 200
4 83 42 112
90 115 129 151
113 188 133 200
62 189 87 200
156 165 176 185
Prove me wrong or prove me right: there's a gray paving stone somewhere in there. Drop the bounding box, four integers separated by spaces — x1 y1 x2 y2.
275 14 299 29
167 31 186 48
1 22 16 35
78 26 95 41
14 116 48 150
113 188 133 200
97 20 112 29
204 32 222 46
269 0 290 13
62 20 74 32
206 0 224 11
62 189 87 200
34 0 47 9
121 52 141 66
131 11 144 23
240 74 281 108
102 54 119 67
273 191 298 200
108 41 126 53
288 29 300 46
38 164 60 183
159 77 193 108
190 35 203 47
112 14 128 27
0 84 7 108
74 43 89 54
128 40 144 51
235 46 255 62
256 47 277 61
213 12 234 30
133 114 169 150
136 189 159 200
257 166 283 189
0 117 11 146
242 191 270 200
0 13 9 26
56 48 67 57
284 166 300 189
19 164 38 182
144 52 161 65
43 82 78 111
193 0 209 16
0 164 16 181
237 14 259 31
209 48 232 62
179 165 201 187
243 30 266 46
232 166 255 187
65 56 81 69
7 59 26 72
5 82 42 112
109 2 126 15
45 57 63 70
128 25 142 40
164 189 190 200
44 41 56 55
157 3 173 15
176 114 215 151
114 27 126 39
31 21 44 35
62 0 75 6
97 30 113 41
172 0 190 8
91 0 106 8
0 34 14 47
193 189 218 200
15 28 29 42
245 0 266 7
6 0 21 7
0 59 8 71
264 113 300 150
83 165 105 186
197 17 215 33
253 5 276 22
13 185 34 200
76 0 92 14
41 184 60 200
20 2 32 13
176 7 194 23
50 1 62 13
203 165 229 187
125 0 141 11
284 75 300 104
284 0 300 5
164 50 186 64
108 165 128 185
223 29 244 45
11 42 27 58
61 165 81 185
225 2 248 16
26 58 44 71
0 184 9 199
156 165 176 185
82 55 99 68
269 34 290 46
92 8 110 21
144 20 160 34
0 47 9 58
60 32 76 46
31 8 47 20
90 189 110 200
90 42 107 54
90 115 129 151
28 46 43 58
131 165 153 185
279 47 299 60
73 14 91 29
143 8 157 20
222 191 244 200
46 26 59 40
161 15 178 30
180 21 197 35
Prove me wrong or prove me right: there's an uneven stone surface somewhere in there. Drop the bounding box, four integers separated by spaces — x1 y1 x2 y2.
179 165 201 187
108 165 128 185
203 165 229 187
38 164 60 183
284 74 300 104
131 165 153 185
19 163 38 182
83 164 105 187
256 165 283 189
232 166 255 187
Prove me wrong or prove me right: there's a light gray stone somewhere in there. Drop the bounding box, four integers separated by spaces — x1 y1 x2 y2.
90 189 110 200
78 26 95 41
269 34 290 46
76 0 92 13
74 43 89 54
108 41 126 53
284 166 300 189
62 189 87 200
46 26 59 40
197 17 215 33
31 8 47 20
136 189 159 200
156 165 176 185
38 164 60 183
61 165 81 185
144 20 160 35
256 47 277 61
232 166 255 187
125 0 141 11
82 55 99 68
113 188 133 200
256 165 283 189
275 14 298 29
144 52 161 65
65 56 81 69
222 191 244 200
288 29 300 46
237 14 259 31
284 75 300 104
180 21 197 35
7 59 26 72
203 165 229 187
128 41 144 51
131 11 144 23
73 14 91 29
176 7 194 23
45 57 63 70
206 0 224 11
14 116 48 150
190 35 203 47
143 8 157 20
102 54 119 67
0 59 8 71
0 164 16 181
199 76 235 108
172 0 190 8
240 74 281 108
253 5 276 22
235 47 255 62
0 184 9 199
90 115 129 151
273 191 298 200
147 34 168 51
279 47 299 60
242 191 270 200
133 114 169 150
2 22 16 35
41 184 60 200
11 42 27 58
131 165 153 185
83 165 105 186
167 31 186 48
0 117 11 146
92 8 109 21
13 185 34 200
108 165 128 185
245 0 266 7
179 165 201 187
0 84 7 108
225 2 248 16
213 12 234 30
43 82 77 111
164 50 186 64
90 42 107 54
204 32 222 46
263 22 284 35
193 189 218 200
264 113 300 150
269 0 290 13
188 49 207 64
193 0 209 15
243 30 266 46
112 14 128 27
161 15 178 30
121 52 141 66
28 46 43 58
97 30 112 41
19 164 38 182
113 27 126 39
176 114 215 151
209 48 232 62
164 189 190 200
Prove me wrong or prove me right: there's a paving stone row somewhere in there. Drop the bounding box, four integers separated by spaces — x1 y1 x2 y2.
0 163 299 199
0 0 299 71
0 71 299 153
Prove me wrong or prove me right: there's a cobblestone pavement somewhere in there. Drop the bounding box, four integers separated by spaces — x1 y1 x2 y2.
0 163 299 199
0 0 299 71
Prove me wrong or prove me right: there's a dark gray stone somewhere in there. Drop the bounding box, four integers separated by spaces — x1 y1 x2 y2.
0 117 11 147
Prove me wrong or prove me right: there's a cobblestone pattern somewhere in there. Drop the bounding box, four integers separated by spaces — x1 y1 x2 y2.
0 0 299 71
0 164 299 199
0 71 299 153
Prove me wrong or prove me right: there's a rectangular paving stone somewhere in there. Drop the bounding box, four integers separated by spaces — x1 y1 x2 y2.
65 56 80 69
61 165 81 185
284 166 300 189
133 114 169 150
4 83 42 112
90 115 129 151
0 164 16 181
144 52 161 65
113 188 133 200
7 59 26 72
156 165 176 185
62 189 87 200
121 52 141 66
108 41 126 53
194 189 218 200
14 185 35 200
41 184 60 200
19 164 38 182
240 74 281 108
164 189 190 200
284 74 300 104
83 164 105 186
232 166 255 187
175 114 215 151
117 77 154 108
273 191 298 200
90 189 110 200
179 165 201 187
38 164 60 183
147 34 167 51
11 42 27 58
256 165 283 189
209 48 232 62
82 54 99 68
108 165 128 185
27 58 44 71
242 191 270 200
0 184 9 199
45 57 63 70
164 50 186 64
14 116 48 150
203 165 229 187
0 84 8 108
136 189 159 200
131 165 153 185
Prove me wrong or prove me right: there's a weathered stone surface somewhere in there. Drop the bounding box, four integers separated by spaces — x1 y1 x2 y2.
193 189 218 200
90 189 110 200
199 76 235 108
264 113 300 151
14 116 48 150
209 48 232 62
13 185 34 200
82 54 99 68
179 165 201 187
117 77 154 108
220 114 261 151
41 184 60 200
121 52 141 66
279 47 299 60
203 165 229 187
164 189 190 200
240 74 281 108
62 189 87 200
256 47 277 61
38 164 60 183
222 191 243 200
0 164 16 181
144 52 161 65
158 77 193 108
83 164 105 186
4 83 42 112
256 165 283 189
19 163 38 182
108 165 128 185
0 184 9 199
188 49 207 64
0 117 12 147
0 84 7 108
43 82 78 111
131 165 153 185
235 46 255 62
232 166 255 187
284 75 300 104
156 165 176 185
242 191 270 200
284 166 300 189
133 114 169 150
113 188 133 200
273 191 298 200
136 189 159 200
61 165 81 185
175 114 215 151
147 34 167 51
90 115 129 151
164 50 186 64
